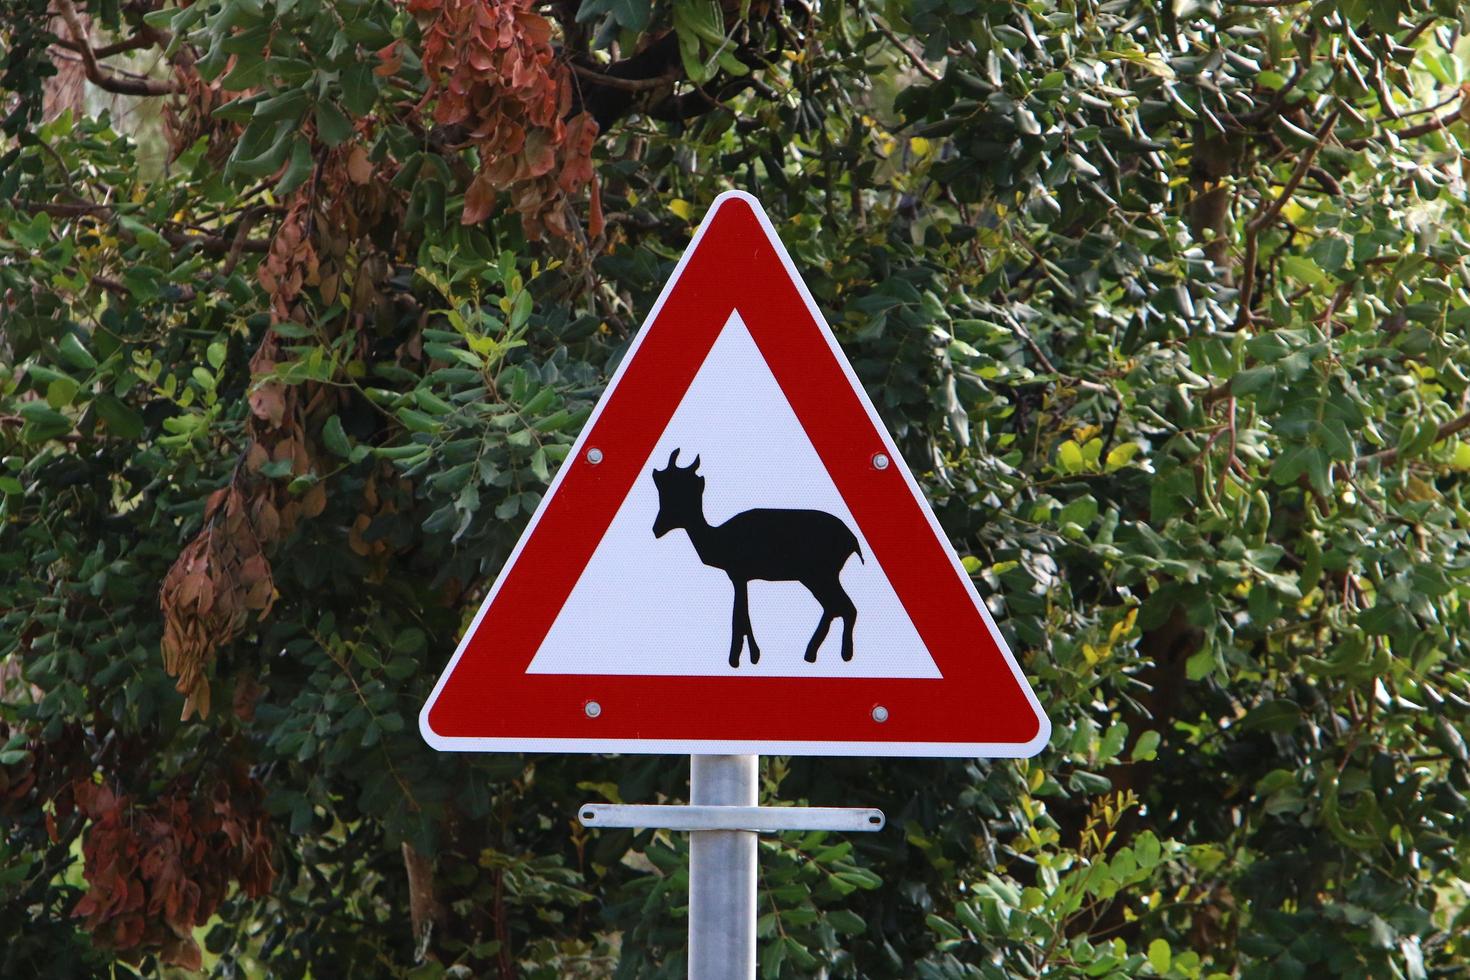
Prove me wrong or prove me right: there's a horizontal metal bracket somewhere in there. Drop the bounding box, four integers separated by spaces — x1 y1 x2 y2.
577 803 885 833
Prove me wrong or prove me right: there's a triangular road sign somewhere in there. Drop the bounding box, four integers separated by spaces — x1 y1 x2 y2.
420 192 1049 757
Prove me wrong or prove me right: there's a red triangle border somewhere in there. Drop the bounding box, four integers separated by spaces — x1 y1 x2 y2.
420 192 1049 757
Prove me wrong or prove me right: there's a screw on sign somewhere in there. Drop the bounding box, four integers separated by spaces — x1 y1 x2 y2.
419 192 1049 979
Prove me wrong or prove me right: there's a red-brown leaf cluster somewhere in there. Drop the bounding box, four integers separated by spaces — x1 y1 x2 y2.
162 62 245 165
408 0 600 238
258 196 321 323
159 482 281 721
71 769 275 970
159 122 412 715
0 722 90 817
161 186 351 717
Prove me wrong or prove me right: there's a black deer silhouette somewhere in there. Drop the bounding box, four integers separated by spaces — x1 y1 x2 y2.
651 449 862 668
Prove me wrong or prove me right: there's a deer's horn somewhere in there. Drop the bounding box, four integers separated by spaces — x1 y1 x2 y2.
665 448 681 470
690 455 701 472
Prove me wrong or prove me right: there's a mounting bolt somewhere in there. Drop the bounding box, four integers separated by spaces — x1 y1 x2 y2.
586 447 604 465
584 700 602 719
872 452 890 470
871 704 889 723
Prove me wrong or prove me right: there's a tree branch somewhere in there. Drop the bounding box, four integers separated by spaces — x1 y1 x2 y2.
1351 409 1470 470
570 62 673 93
1249 110 1338 235
9 198 269 255
873 17 942 82
1344 107 1463 149
1234 110 1338 331
51 30 157 60
54 0 179 96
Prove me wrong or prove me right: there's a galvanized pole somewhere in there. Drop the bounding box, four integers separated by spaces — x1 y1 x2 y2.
688 754 758 980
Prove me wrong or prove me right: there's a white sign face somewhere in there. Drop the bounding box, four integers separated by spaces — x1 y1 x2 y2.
528 312 941 678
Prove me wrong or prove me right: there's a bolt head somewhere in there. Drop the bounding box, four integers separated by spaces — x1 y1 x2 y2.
584 700 602 718
871 704 889 723
872 452 890 470
586 447 604 465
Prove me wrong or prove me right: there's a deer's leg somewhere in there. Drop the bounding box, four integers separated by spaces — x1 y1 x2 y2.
745 606 760 664
739 580 760 664
832 582 857 662
728 579 749 668
804 614 835 663
802 578 837 663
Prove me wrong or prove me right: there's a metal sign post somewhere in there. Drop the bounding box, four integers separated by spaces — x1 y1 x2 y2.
579 754 885 980
689 755 757 980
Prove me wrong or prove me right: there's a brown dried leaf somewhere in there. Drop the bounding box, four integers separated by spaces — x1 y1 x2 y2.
248 382 286 428
346 144 372 184
301 481 327 518
182 677 210 722
462 170 497 225
348 513 373 556
375 41 403 77
588 172 604 239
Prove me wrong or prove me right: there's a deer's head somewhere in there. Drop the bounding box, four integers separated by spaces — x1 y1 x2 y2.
651 448 703 538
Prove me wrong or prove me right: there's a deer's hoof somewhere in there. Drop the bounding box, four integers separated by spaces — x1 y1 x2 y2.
749 648 760 664
841 648 854 662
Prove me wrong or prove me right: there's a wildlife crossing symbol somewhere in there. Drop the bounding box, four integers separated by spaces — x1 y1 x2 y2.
419 191 1049 757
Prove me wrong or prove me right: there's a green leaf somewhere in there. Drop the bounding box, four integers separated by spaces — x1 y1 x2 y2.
13 212 51 249
1310 234 1349 274
530 447 549 483
926 914 963 940
759 932 787 979
1130 730 1161 762
397 408 440 433
1148 938 1171 974
274 137 312 195
323 415 352 457
826 909 865 935
220 53 269 91
1236 699 1302 733
1058 494 1098 528
1057 439 1085 473
352 644 382 671
315 100 353 147
509 289 533 330
341 63 378 116
393 628 426 654
95 395 144 439
45 377 79 409
1105 442 1139 471
231 120 296 178
576 0 651 33
58 333 97 370
18 403 71 442
1280 254 1327 287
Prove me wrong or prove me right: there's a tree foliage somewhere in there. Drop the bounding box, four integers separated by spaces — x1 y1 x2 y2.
5 0 1470 976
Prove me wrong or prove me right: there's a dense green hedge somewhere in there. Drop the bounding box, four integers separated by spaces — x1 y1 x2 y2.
4 0 1470 976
